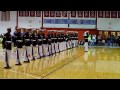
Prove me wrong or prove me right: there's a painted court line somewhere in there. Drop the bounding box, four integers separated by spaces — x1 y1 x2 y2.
41 52 84 79
8 70 41 79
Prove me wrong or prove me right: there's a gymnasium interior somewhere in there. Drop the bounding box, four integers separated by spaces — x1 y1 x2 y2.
0 11 120 79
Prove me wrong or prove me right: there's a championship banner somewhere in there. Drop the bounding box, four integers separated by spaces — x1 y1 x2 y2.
68 19 77 24
62 11 67 17
44 11 49 17
36 11 41 17
105 11 110 18
55 19 67 24
30 11 35 17
71 11 76 17
84 11 89 18
43 19 55 24
118 11 120 18
111 11 117 18
98 11 104 18
90 11 96 18
68 19 95 25
56 11 61 17
43 19 96 25
77 11 83 17
19 11 24 17
50 11 55 17
25 11 29 17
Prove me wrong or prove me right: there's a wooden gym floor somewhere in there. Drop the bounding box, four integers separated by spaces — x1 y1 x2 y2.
0 45 120 79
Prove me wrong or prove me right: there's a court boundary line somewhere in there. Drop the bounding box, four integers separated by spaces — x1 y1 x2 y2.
7 69 41 79
41 52 84 79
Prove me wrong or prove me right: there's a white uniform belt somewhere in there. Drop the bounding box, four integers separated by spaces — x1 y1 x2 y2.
38 39 41 41
48 39 51 40
17 40 22 42
6 41 12 43
43 39 46 40
32 40 36 41
25 39 30 41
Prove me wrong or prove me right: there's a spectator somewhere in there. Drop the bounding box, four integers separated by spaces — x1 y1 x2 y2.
118 36 120 46
102 34 106 45
92 34 96 46
97 34 101 45
107 34 111 46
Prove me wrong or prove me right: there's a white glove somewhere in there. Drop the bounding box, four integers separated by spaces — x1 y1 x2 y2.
13 47 17 52
3 49 6 52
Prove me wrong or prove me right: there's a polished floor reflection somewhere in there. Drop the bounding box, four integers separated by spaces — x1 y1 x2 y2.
0 46 120 79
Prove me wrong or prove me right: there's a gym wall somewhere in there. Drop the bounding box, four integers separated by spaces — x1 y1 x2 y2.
0 11 120 40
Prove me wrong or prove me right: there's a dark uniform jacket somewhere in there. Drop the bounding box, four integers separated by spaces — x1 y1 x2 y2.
13 32 23 48
42 33 46 44
51 34 55 43
47 34 52 45
23 32 31 46
65 34 69 42
37 34 43 45
2 32 12 50
54 34 58 43
31 33 37 46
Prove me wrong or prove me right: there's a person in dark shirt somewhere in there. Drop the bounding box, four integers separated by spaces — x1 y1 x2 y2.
107 35 111 46
118 36 120 46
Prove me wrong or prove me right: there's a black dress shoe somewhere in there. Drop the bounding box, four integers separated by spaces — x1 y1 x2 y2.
15 63 22 65
36 57 41 59
23 60 30 63
31 59 36 61
4 66 12 69
32 57 35 60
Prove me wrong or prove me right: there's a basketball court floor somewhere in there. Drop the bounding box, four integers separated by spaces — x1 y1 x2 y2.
0 45 120 79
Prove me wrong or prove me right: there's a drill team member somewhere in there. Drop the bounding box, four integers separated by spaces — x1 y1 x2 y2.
68 32 71 49
54 30 59 53
13 28 23 65
23 29 31 62
51 31 55 54
65 32 69 49
42 31 47 57
75 32 78 47
36 30 43 58
47 31 52 56
57 31 60 53
2 28 12 69
84 31 89 52
30 30 37 60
